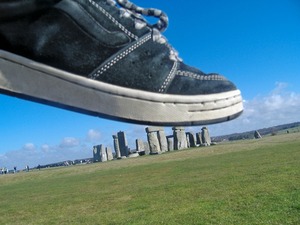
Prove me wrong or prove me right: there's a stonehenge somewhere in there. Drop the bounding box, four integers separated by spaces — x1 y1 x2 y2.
145 127 168 154
106 147 114 161
136 139 150 155
112 135 121 159
92 126 212 163
186 132 197 148
117 131 129 157
201 127 211 146
93 145 101 162
196 132 203 145
166 136 174 151
146 129 161 154
135 139 145 153
173 127 188 150
93 145 108 162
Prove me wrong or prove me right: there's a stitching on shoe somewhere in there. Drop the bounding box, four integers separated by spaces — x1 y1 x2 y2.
89 0 138 40
89 34 152 80
159 61 178 93
176 70 226 81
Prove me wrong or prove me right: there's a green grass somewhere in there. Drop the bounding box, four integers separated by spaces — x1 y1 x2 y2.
1 133 299 225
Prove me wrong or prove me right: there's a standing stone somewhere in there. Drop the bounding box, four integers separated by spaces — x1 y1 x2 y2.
201 127 211 146
117 131 129 157
146 127 168 154
136 139 145 152
186 132 197 147
196 132 203 145
93 145 101 162
167 136 174 151
173 127 188 150
186 134 191 148
106 147 114 161
157 130 168 152
143 141 150 155
147 131 161 154
136 139 146 155
254 130 262 139
99 144 107 162
113 135 121 159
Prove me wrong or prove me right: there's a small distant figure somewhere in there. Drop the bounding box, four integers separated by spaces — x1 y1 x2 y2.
37 164 41 170
26 165 30 172
14 166 17 173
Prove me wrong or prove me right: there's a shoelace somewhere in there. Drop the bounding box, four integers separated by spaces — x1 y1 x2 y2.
106 0 182 62
115 0 168 32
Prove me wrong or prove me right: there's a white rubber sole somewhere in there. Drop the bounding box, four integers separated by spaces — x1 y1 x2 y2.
0 50 243 126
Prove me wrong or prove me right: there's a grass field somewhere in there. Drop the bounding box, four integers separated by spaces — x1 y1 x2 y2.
0 133 299 225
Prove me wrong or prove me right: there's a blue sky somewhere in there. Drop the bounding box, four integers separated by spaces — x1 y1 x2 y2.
1 0 300 169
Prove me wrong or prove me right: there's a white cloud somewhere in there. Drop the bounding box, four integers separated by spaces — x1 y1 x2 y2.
41 144 50 152
86 129 101 142
59 137 80 148
0 143 92 170
272 82 288 94
23 143 36 151
208 82 300 136
0 154 8 162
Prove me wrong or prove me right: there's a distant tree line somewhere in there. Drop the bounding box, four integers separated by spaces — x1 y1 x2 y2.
213 122 300 142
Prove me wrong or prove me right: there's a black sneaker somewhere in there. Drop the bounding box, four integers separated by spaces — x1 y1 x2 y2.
0 0 243 126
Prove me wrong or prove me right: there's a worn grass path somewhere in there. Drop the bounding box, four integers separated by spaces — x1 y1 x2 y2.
0 133 299 225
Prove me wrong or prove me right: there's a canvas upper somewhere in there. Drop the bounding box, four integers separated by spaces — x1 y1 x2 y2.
0 0 237 96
